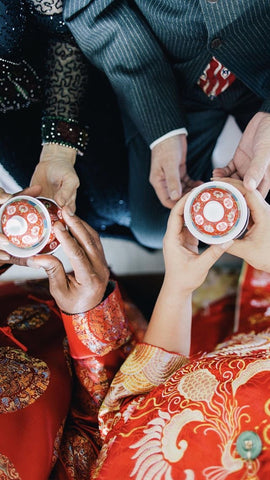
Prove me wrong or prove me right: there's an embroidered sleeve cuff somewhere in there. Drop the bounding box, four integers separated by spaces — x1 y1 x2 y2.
61 281 131 359
100 342 189 415
150 128 188 150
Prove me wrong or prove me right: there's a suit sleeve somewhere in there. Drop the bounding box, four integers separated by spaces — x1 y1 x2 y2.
64 0 186 146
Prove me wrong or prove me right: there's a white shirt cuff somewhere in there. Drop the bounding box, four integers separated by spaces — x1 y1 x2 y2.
150 128 188 150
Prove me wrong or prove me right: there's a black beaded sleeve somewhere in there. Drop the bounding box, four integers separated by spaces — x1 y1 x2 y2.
41 38 89 154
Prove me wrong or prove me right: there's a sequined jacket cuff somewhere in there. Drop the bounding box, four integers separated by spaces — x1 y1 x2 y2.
100 343 189 418
41 115 89 155
61 281 132 359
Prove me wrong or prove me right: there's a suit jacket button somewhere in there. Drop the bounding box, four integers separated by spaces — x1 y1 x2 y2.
210 37 222 49
236 431 262 460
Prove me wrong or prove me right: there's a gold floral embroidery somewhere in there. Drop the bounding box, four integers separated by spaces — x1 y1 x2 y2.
0 347 50 413
0 453 21 479
177 369 218 402
62 337 73 377
51 423 64 469
71 287 130 356
126 350 270 480
99 344 187 424
58 431 97 480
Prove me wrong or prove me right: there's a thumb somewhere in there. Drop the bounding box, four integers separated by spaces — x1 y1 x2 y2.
164 163 182 201
243 154 269 191
199 240 234 271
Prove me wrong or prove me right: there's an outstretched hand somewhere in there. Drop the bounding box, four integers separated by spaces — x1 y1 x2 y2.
143 187 232 355
27 209 110 314
150 134 202 208
213 112 270 197
30 143 79 213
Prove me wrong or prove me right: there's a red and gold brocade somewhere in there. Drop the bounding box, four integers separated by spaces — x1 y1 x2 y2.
0 279 140 480
94 265 270 480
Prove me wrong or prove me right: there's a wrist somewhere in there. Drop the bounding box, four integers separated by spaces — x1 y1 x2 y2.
150 129 188 150
40 143 77 165
162 276 194 299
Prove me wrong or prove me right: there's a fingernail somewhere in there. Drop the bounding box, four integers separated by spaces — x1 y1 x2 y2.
54 221 66 231
170 190 180 201
0 252 10 261
0 238 10 246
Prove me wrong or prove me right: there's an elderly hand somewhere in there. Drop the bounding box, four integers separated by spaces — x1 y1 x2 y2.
213 112 270 198
27 209 110 313
30 143 80 213
150 134 201 208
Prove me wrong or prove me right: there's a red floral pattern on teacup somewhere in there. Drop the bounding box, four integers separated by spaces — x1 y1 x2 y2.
190 187 240 237
1 200 45 248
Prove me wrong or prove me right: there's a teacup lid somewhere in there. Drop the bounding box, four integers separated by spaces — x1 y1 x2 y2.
184 181 248 244
0 195 51 257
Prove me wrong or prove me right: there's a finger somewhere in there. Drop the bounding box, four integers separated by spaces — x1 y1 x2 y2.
0 233 9 245
27 254 69 296
65 196 76 214
166 191 192 239
225 237 249 260
244 188 270 224
199 240 234 271
61 189 77 213
212 160 237 178
181 177 203 195
209 177 245 191
0 251 11 262
61 209 108 271
253 174 270 198
0 188 12 204
243 155 270 191
153 178 176 208
165 164 182 201
55 176 79 208
53 222 93 284
78 218 107 258
18 185 42 198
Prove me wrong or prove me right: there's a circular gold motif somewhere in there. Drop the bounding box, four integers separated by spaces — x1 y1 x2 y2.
0 453 21 479
7 304 50 330
0 347 50 413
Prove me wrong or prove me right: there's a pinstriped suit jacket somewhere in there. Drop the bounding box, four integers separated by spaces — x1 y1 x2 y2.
64 0 270 146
